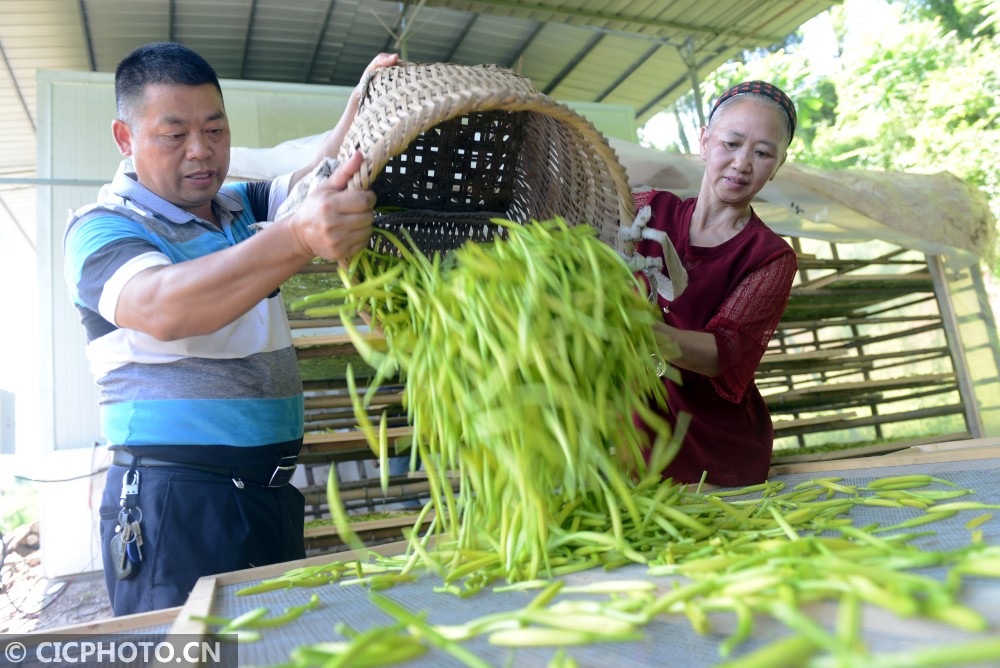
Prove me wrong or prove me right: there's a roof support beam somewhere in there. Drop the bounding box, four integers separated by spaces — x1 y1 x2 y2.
168 0 176 42
542 32 603 95
239 0 260 80
378 7 400 55
0 40 35 132
505 22 544 71
594 42 661 102
436 0 785 43
379 0 429 60
679 39 707 128
306 0 339 82
442 13 478 63
636 49 726 120
76 0 96 71
0 193 34 252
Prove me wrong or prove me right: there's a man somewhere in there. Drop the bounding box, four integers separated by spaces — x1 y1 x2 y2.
63 42 397 614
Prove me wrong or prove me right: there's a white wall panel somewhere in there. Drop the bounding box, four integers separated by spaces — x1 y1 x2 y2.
37 72 117 453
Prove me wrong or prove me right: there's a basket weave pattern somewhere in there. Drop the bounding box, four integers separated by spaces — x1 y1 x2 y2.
338 62 633 255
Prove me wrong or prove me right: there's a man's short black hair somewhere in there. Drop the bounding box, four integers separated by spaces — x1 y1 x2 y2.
115 42 223 123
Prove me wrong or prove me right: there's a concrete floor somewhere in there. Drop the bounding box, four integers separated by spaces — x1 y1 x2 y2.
0 534 113 633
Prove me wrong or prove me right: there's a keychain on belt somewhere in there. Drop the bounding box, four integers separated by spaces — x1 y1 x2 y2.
110 465 144 580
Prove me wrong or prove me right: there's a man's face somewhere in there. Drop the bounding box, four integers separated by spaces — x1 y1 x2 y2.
113 83 230 220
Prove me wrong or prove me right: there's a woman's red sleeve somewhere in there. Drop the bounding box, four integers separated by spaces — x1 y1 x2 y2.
706 251 797 402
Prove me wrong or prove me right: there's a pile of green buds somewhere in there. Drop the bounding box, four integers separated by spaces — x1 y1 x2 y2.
294 218 677 581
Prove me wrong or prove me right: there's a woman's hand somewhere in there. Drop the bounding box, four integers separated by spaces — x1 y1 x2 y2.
653 321 720 377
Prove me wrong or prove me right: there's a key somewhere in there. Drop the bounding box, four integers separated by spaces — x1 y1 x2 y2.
118 516 133 543
126 521 143 563
110 532 133 580
132 521 143 550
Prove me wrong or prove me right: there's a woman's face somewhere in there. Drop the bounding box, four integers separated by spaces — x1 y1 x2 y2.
699 98 788 208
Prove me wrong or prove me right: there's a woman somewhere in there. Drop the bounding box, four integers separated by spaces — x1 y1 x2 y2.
634 81 798 487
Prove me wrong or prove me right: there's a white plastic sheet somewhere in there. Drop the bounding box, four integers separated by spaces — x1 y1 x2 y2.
228 133 995 268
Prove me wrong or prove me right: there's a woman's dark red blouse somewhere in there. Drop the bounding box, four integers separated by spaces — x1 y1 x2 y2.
633 189 798 486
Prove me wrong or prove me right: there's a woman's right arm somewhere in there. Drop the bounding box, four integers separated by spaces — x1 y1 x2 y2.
653 322 720 377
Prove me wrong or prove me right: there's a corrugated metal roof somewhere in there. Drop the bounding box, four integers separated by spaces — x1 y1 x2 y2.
0 0 837 250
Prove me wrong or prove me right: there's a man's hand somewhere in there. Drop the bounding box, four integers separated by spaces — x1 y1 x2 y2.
115 152 375 340
285 151 375 263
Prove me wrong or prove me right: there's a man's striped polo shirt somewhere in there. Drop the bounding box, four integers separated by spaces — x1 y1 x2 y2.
63 164 303 467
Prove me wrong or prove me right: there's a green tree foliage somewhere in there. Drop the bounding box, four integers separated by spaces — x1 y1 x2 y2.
902 0 996 38
813 1 997 187
641 0 1000 270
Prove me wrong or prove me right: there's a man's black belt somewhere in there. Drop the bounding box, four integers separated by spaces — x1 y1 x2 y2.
111 452 297 488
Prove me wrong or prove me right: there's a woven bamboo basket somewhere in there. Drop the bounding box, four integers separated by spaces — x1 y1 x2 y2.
337 61 634 257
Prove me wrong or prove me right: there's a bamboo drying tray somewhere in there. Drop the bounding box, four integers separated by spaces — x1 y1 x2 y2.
337 60 634 256
168 442 1000 667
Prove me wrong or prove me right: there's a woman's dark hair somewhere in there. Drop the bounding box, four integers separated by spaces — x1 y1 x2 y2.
115 42 223 123
707 80 797 147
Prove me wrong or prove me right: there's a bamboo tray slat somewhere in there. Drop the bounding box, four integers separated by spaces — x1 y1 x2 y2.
303 427 412 447
769 432 974 464
772 411 858 431
304 514 427 540
305 393 404 410
294 332 382 348
758 348 847 365
7 606 180 639
304 513 434 552
771 439 1000 474
797 271 933 291
170 542 409 638
298 427 414 463
301 479 445 507
769 373 954 402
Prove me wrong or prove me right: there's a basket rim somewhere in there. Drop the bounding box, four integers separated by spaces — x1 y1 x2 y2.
340 60 635 244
